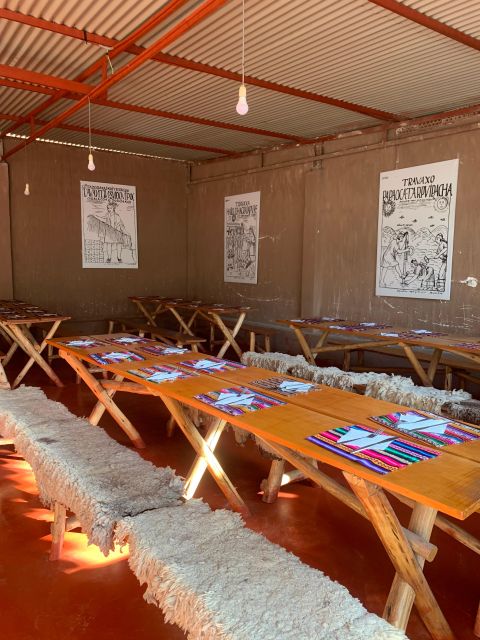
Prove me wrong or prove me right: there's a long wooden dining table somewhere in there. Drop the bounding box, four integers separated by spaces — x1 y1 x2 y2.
0 300 70 388
129 296 251 358
279 316 480 387
47 333 480 640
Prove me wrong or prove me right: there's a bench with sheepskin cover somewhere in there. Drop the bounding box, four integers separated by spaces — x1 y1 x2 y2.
116 499 409 640
0 386 184 557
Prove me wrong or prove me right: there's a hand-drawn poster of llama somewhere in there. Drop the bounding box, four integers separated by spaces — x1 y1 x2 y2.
80 181 138 269
375 159 458 300
224 191 260 284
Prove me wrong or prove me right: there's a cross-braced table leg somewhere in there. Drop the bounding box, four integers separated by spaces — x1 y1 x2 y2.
8 321 64 388
212 312 246 359
400 342 433 387
89 374 127 425
132 300 164 326
0 359 9 389
427 348 443 384
157 394 248 515
60 351 146 449
291 325 317 364
344 473 454 640
183 416 228 499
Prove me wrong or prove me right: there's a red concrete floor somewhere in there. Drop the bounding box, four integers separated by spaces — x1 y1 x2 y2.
0 354 479 640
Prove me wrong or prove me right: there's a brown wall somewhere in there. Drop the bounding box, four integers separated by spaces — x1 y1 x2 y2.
189 126 480 336
7 141 188 332
0 161 13 299
188 154 309 323
302 131 478 333
5 123 480 338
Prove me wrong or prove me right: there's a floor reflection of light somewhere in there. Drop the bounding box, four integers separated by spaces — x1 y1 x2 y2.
22 507 53 522
40 533 129 573
258 491 299 499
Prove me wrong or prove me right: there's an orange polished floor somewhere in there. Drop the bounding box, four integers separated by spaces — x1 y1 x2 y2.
1 356 479 640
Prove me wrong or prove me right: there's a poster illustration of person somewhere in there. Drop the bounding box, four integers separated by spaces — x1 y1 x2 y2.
80 181 138 269
375 159 458 300
224 191 260 284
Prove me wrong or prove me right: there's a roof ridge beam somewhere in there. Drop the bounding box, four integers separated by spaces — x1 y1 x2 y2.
0 67 306 143
367 0 480 51
0 111 229 155
2 0 229 160
0 7 398 122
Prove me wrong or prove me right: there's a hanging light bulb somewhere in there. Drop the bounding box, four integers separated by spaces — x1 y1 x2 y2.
235 0 248 116
87 97 95 171
236 84 248 115
23 140 30 195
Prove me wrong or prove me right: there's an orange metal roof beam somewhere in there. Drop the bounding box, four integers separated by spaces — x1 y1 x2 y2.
367 0 480 51
0 0 190 137
0 111 229 155
2 0 230 161
0 66 306 143
0 7 398 122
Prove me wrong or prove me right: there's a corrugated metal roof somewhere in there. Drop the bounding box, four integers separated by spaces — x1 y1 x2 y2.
2 0 480 161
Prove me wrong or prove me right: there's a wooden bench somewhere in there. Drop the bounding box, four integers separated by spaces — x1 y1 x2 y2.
210 321 275 353
108 318 206 352
0 386 183 558
117 500 409 640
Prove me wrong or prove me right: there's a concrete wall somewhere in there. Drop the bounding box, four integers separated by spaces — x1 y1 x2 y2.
0 160 13 299
6 141 188 332
187 155 308 322
189 124 480 336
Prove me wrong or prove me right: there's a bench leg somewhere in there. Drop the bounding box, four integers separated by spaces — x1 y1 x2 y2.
474 602 480 637
50 502 67 561
264 335 271 352
249 330 255 352
261 459 285 503
166 415 176 437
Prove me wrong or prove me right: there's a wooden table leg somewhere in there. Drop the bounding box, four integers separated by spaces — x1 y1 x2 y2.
474 602 480 637
183 416 227 499
292 326 316 365
89 374 125 425
60 351 145 449
168 306 195 336
383 503 438 629
259 439 436 562
344 473 454 640
311 330 330 359
9 322 64 388
133 300 158 326
427 348 443 384
157 394 248 515
0 361 10 389
214 312 246 359
401 343 434 387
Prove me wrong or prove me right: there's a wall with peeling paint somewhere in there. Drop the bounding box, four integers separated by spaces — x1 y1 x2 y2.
6 140 188 332
189 127 480 335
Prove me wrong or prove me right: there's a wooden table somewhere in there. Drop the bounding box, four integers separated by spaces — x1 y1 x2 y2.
279 317 480 387
129 296 251 358
0 300 70 388
47 333 480 640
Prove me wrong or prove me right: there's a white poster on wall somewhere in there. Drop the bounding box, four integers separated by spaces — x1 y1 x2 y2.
376 159 458 300
80 180 138 269
224 191 260 284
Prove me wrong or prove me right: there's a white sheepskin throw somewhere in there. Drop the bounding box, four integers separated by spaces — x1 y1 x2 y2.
0 387 184 554
365 377 471 413
0 386 73 439
241 351 308 374
116 500 408 640
290 363 357 392
441 399 480 424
